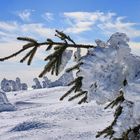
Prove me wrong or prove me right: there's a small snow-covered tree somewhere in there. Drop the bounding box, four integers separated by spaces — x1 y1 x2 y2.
0 91 16 112
0 30 140 139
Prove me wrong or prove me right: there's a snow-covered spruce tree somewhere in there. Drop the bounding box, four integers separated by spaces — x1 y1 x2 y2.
0 30 140 139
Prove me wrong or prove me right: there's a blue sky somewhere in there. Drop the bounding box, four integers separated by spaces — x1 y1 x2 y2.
0 0 140 20
0 0 140 40
0 0 139 41
1 0 140 23
0 0 140 85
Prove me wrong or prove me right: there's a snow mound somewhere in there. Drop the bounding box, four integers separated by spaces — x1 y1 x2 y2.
0 91 16 112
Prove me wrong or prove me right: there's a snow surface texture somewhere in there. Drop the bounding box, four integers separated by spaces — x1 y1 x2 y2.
0 91 16 112
0 87 113 140
77 32 140 138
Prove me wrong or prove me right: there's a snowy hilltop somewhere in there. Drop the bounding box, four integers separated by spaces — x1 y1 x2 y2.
0 32 140 140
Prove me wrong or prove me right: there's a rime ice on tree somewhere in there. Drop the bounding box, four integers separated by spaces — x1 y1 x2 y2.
77 32 140 139
32 78 42 89
9 80 17 91
56 71 74 86
15 77 28 91
58 50 73 73
42 76 51 88
0 91 16 112
1 78 12 92
42 72 74 88
0 78 28 92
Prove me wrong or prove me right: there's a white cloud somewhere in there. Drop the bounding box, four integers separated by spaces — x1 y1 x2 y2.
0 21 56 65
63 11 140 39
63 11 116 34
98 17 140 38
17 9 33 21
42 12 54 21
65 21 93 33
20 23 55 38
0 21 55 42
0 21 17 31
64 11 115 22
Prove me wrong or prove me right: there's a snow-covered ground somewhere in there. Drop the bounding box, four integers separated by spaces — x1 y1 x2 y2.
0 87 114 140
